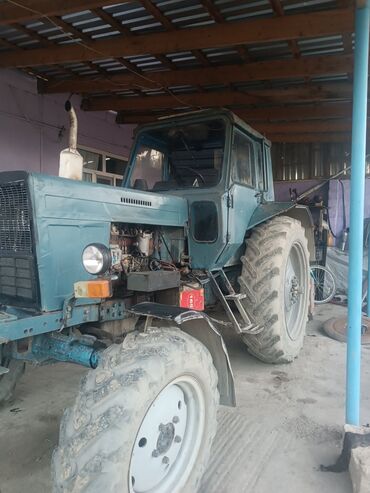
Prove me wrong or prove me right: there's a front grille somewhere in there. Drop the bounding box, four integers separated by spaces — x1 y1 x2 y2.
0 181 32 254
0 176 39 307
0 257 34 300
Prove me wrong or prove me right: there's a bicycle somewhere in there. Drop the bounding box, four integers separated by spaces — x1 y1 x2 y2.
310 264 336 304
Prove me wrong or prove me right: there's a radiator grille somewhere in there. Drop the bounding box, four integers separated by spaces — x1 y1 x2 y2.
0 177 38 306
0 180 32 254
0 257 34 300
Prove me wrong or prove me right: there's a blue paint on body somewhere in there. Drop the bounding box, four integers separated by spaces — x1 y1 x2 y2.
0 109 310 367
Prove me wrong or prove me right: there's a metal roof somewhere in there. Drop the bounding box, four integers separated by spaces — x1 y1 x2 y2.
0 0 356 141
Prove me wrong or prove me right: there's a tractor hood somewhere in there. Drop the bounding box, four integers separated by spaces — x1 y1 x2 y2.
30 172 189 227
0 171 188 312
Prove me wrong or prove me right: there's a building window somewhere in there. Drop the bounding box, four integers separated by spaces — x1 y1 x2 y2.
78 146 128 187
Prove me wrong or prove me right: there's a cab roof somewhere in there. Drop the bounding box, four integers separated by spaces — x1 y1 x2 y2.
135 108 271 145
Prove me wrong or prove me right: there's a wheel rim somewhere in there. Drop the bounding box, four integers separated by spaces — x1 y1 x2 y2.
129 375 206 493
284 242 307 340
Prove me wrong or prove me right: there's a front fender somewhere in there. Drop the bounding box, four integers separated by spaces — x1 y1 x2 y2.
128 302 236 407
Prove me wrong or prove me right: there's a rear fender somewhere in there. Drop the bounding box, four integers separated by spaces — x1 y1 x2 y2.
282 205 316 261
128 302 236 407
248 203 315 261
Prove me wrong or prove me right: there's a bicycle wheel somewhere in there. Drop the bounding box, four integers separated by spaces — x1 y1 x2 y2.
310 265 336 304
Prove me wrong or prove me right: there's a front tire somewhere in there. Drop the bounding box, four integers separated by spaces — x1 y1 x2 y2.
52 328 219 493
239 216 310 363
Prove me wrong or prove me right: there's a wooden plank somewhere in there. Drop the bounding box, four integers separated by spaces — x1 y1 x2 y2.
199 1 251 62
255 120 352 134
200 0 225 23
238 102 353 121
38 54 354 94
136 1 207 67
83 90 267 111
117 116 353 133
115 102 355 124
0 9 354 68
82 82 353 111
0 1 119 24
269 0 300 58
269 133 353 142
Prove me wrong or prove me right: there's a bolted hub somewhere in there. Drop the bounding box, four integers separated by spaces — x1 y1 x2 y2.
130 378 205 493
290 276 300 303
156 422 175 455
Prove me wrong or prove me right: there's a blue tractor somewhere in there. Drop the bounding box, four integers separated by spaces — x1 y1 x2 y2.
0 109 314 492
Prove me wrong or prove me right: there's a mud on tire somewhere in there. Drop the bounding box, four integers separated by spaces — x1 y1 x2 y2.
239 216 310 364
52 328 219 493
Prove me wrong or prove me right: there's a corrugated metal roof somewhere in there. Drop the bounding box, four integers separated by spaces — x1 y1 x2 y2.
0 0 356 137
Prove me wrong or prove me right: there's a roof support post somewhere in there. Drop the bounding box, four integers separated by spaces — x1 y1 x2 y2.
367 242 370 318
346 0 370 425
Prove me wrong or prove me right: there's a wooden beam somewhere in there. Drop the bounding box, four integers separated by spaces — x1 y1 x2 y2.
0 1 120 24
200 0 225 23
269 133 352 143
255 120 352 134
199 0 250 62
139 0 174 31
39 54 355 94
117 115 353 133
269 0 300 58
83 90 264 111
90 8 149 74
237 102 354 121
0 9 354 68
1 23 76 78
82 82 353 111
116 102 354 124
136 2 206 68
49 15 107 75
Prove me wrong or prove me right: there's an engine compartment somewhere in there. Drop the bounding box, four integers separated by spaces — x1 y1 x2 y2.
107 223 209 309
109 222 189 286
110 222 188 271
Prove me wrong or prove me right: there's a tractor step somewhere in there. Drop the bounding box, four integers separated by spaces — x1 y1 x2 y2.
208 269 263 335
240 324 264 335
0 366 9 375
224 293 246 301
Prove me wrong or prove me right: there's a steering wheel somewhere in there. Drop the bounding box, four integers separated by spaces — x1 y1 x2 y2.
186 167 206 186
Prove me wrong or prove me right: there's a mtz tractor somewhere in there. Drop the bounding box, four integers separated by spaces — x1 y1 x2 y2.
0 109 314 492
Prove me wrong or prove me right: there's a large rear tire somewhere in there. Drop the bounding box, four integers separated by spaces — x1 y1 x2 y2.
52 328 219 493
239 216 310 363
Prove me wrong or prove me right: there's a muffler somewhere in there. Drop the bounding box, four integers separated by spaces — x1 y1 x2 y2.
59 101 83 180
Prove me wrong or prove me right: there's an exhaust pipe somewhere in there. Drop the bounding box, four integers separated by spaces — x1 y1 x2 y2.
65 100 78 150
59 101 83 180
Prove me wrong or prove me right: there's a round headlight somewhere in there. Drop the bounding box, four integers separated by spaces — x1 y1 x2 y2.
82 243 111 275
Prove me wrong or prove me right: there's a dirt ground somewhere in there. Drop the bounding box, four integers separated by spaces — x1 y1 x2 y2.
0 303 369 493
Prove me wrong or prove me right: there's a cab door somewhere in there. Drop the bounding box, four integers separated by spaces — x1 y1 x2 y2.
222 129 264 265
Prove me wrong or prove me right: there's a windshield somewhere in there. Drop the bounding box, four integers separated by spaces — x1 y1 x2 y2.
127 119 226 191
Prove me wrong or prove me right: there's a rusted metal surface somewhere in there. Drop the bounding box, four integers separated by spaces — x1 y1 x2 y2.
323 316 370 345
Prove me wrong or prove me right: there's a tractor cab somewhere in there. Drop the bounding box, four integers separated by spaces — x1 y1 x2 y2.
124 109 275 269
125 109 273 200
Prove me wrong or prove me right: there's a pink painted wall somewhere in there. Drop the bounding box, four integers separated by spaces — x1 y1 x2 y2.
0 69 135 175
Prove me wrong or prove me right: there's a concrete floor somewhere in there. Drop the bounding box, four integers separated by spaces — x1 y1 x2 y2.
1 304 369 493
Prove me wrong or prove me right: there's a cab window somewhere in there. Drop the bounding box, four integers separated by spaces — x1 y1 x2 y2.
231 130 255 188
130 145 165 190
255 143 266 191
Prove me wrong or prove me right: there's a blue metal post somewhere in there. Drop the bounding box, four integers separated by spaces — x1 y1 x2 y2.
368 241 370 317
346 0 370 425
